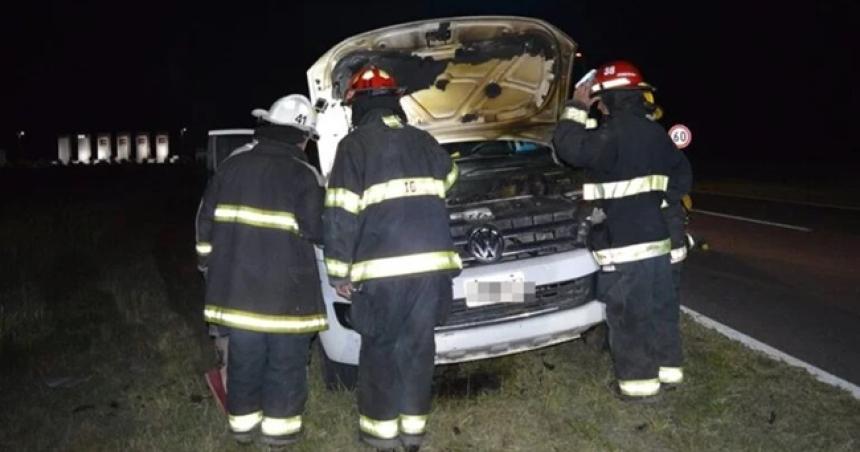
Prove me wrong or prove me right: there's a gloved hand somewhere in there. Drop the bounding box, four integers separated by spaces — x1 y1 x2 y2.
588 207 607 225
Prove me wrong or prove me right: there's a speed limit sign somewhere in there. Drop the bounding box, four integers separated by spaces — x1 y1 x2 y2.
668 124 692 149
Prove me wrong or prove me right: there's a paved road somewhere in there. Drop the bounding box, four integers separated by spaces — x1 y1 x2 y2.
682 192 860 385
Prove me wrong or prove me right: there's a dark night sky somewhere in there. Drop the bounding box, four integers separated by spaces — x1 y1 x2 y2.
2 0 858 177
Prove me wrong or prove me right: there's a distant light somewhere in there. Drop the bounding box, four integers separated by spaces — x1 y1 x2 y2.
17 130 25 138
575 52 583 58
180 127 188 135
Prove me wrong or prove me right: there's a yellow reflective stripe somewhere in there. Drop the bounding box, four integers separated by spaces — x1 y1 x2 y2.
196 242 212 256
359 415 399 439
229 411 263 433
659 367 684 384
670 246 687 264
399 414 427 435
618 378 661 397
204 305 328 334
214 204 299 232
560 106 589 125
583 175 669 200
261 416 302 436
592 238 671 266
325 258 350 278
350 251 462 282
444 162 459 191
325 187 361 215
361 178 446 210
382 115 404 128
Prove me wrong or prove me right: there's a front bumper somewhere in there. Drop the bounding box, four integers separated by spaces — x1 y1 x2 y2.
316 247 602 366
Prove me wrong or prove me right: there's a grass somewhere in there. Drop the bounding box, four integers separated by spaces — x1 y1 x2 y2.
1 167 858 451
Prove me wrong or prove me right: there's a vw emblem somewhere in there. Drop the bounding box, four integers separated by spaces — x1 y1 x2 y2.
468 225 505 263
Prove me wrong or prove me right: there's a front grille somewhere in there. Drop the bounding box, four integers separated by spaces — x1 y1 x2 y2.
450 207 586 267
437 276 595 331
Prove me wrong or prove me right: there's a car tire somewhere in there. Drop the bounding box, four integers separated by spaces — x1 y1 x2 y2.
315 340 358 391
583 322 609 352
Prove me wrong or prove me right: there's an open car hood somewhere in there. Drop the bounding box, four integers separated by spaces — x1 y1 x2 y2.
307 16 577 175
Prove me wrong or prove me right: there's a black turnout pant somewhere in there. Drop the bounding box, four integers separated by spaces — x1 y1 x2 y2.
599 255 682 382
351 273 453 449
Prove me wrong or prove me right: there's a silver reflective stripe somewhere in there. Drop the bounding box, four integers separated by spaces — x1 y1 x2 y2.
583 175 669 200
204 305 327 334
261 416 302 436
659 367 684 384
670 246 687 264
196 242 212 256
214 204 299 232
229 411 263 433
560 106 589 125
327 178 448 215
399 414 427 435
359 415 399 439
325 258 350 278
661 199 669 209
618 378 661 397
444 162 459 191
350 251 462 282
382 115 404 129
325 187 361 215
585 118 598 129
592 238 671 266
361 178 446 210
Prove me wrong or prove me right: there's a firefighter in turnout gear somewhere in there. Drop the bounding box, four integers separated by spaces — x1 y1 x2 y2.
323 65 461 450
196 94 327 447
553 61 688 400
644 90 694 387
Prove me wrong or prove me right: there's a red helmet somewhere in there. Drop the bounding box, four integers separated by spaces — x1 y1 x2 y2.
591 60 655 94
343 65 403 104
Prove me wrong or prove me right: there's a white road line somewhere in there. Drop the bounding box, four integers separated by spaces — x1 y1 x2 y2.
690 208 813 232
693 190 860 212
681 306 860 400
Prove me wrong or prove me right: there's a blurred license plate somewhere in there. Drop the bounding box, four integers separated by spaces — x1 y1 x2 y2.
464 271 535 308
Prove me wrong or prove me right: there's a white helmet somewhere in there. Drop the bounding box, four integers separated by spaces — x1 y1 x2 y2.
251 94 318 139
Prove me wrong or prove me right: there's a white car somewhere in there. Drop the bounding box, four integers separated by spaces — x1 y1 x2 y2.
306 16 604 388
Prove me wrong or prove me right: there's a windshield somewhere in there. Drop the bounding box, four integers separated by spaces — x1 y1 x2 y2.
443 140 583 205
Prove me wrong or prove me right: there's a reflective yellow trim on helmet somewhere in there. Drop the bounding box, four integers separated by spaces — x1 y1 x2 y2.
659 367 684 384
325 187 361 215
361 178 446 210
261 416 302 436
196 242 212 256
583 174 669 200
399 414 428 435
204 305 328 334
325 258 351 278
618 378 661 397
592 238 671 266
382 115 404 128
229 411 263 433
444 162 459 191
214 204 299 233
350 251 462 282
359 415 399 439
560 106 589 125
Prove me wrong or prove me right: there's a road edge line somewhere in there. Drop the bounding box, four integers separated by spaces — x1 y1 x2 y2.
690 208 813 232
681 306 860 400
692 190 860 211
